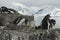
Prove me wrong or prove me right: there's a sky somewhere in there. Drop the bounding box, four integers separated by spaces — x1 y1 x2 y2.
0 0 60 8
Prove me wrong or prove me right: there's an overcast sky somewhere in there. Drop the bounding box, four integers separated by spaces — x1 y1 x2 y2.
0 0 60 8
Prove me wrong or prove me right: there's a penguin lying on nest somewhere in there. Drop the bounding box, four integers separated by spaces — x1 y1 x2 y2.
0 6 17 14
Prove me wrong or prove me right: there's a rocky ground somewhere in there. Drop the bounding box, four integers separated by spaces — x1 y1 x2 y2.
0 29 60 40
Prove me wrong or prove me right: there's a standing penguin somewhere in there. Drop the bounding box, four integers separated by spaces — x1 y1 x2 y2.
49 19 56 29
41 14 51 30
